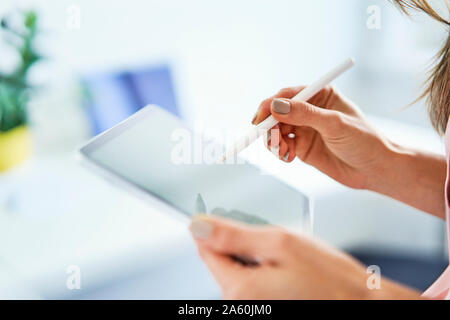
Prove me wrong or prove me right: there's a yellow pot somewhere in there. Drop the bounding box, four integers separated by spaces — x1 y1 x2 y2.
0 126 32 172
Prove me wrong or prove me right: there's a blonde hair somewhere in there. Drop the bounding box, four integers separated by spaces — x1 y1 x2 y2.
392 0 450 134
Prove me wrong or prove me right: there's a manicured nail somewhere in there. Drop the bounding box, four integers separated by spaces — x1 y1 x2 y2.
272 98 291 114
283 152 289 161
189 219 213 239
252 110 259 124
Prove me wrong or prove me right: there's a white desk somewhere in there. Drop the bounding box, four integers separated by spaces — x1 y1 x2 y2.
0 115 446 299
0 151 198 298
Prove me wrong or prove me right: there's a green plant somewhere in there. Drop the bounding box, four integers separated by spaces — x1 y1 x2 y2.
0 10 41 132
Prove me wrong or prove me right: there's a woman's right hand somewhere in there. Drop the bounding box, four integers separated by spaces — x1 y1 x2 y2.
253 86 395 190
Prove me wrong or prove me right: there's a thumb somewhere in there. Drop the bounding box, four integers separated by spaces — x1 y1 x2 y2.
270 98 343 135
189 215 282 260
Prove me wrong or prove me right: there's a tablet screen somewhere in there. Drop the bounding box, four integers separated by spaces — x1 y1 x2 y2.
80 106 311 230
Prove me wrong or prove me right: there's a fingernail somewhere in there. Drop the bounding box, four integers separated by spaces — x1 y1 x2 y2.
283 152 289 161
272 98 291 114
189 219 213 239
252 110 259 124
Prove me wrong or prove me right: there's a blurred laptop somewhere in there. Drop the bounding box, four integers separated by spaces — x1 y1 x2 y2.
82 64 180 135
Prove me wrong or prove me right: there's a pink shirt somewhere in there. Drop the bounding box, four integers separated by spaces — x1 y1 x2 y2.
422 120 450 299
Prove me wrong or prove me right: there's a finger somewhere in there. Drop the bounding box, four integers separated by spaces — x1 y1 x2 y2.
282 136 296 162
267 125 281 148
266 126 282 158
253 86 306 125
267 136 288 159
196 245 249 289
270 98 343 136
266 127 289 160
279 123 294 136
278 138 289 160
189 215 283 260
308 86 361 116
305 85 335 107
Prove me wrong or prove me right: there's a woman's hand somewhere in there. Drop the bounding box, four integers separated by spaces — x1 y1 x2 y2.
253 86 393 190
190 215 421 300
253 86 447 218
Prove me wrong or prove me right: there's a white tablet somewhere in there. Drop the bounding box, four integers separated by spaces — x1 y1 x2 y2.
78 105 312 231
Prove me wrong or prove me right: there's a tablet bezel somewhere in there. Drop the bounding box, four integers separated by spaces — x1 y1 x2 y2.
78 104 313 230
78 105 191 225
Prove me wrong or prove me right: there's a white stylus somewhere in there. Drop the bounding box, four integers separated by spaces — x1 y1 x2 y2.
217 57 355 164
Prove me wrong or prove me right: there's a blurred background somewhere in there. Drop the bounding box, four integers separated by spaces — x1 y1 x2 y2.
0 0 448 299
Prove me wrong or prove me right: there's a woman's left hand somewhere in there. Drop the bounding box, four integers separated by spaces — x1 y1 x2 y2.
189 215 421 300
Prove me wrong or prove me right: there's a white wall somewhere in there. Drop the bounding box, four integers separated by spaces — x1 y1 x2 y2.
1 0 447 131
